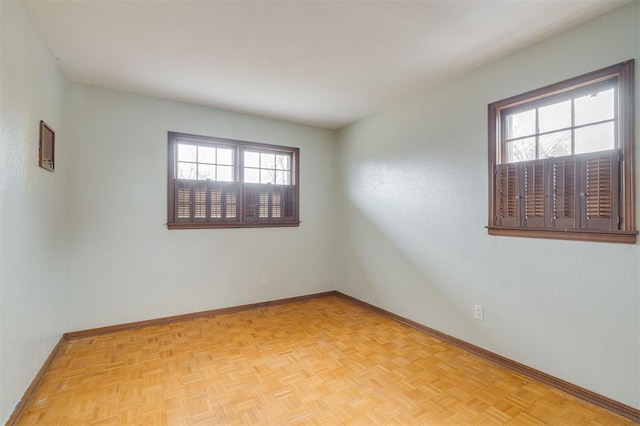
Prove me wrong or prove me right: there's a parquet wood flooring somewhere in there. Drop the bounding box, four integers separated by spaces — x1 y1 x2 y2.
17 296 634 425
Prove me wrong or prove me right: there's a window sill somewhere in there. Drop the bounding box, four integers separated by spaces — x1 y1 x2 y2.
168 221 301 230
486 226 638 244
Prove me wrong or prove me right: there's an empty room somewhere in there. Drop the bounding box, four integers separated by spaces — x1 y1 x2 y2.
1 0 639 424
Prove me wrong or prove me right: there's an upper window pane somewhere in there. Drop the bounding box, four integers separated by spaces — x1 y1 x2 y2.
217 165 234 182
177 144 197 162
198 146 216 164
244 168 259 183
261 153 276 169
177 162 196 179
507 137 536 162
575 122 615 154
276 154 290 170
506 109 535 140
275 170 290 185
575 88 614 126
539 100 571 133
243 150 292 185
197 164 216 180
539 130 571 158
501 82 618 164
217 148 234 165
245 151 259 168
260 169 276 184
176 142 237 181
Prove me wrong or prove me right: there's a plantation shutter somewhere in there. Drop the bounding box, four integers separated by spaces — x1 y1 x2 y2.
243 184 259 222
258 190 270 221
175 181 193 223
550 157 577 230
270 190 282 220
580 150 619 231
222 184 239 221
266 186 295 222
174 181 240 223
493 151 620 233
281 186 296 221
523 160 546 228
208 183 239 222
210 186 222 219
495 164 520 227
242 184 297 222
194 182 207 222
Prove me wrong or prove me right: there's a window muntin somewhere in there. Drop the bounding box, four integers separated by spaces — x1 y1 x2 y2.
502 81 617 163
168 132 299 229
488 60 636 244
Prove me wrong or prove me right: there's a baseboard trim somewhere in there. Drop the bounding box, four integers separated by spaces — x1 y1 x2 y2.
64 291 338 340
6 335 68 426
334 291 640 422
8 290 639 424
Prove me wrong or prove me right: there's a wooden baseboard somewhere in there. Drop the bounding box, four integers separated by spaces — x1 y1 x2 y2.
64 291 338 340
6 335 68 426
8 290 639 423
334 291 640 423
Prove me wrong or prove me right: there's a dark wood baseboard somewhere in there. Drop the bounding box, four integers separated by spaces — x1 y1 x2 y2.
334 291 640 423
8 290 639 424
64 291 338 340
6 335 68 426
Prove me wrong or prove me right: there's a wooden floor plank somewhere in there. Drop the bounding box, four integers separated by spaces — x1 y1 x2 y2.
17 296 634 425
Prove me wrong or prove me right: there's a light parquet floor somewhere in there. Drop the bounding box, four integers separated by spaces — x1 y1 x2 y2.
18 296 633 425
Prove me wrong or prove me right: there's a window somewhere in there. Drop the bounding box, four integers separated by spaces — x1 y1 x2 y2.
487 60 636 243
167 132 299 229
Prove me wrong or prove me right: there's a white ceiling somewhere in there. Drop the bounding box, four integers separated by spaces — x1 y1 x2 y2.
25 0 628 129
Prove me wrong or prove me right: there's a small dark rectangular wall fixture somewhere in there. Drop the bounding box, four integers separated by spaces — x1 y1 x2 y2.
39 120 55 172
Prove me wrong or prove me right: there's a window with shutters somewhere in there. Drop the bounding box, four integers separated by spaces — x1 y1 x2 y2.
488 60 636 243
167 132 299 229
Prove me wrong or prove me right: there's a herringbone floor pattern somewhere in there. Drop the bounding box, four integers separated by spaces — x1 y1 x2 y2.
18 296 632 424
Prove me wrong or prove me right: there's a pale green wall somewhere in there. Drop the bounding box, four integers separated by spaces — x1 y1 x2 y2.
337 2 640 408
0 1 69 419
65 84 338 331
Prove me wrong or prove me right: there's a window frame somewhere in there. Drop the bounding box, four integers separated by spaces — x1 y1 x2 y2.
487 60 636 244
167 132 300 229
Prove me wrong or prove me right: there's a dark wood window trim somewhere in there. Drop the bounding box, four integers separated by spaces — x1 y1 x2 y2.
167 132 300 229
488 60 636 244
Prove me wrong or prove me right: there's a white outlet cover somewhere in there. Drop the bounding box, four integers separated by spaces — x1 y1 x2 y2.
474 304 484 321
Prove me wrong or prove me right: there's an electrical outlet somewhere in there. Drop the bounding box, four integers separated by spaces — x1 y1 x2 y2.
474 304 484 321
261 273 269 284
